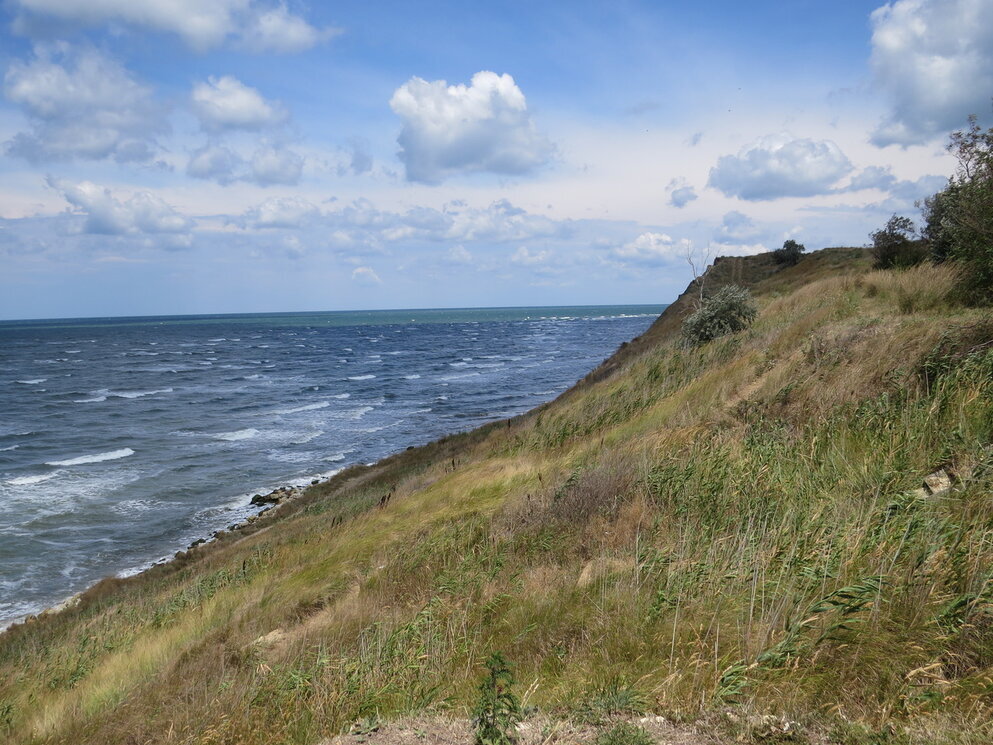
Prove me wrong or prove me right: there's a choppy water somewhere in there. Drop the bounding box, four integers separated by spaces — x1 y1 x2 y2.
0 305 664 627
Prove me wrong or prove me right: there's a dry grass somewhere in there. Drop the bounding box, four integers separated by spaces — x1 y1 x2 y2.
2 251 993 745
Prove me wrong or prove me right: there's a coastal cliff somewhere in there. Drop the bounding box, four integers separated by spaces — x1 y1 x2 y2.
2 248 992 745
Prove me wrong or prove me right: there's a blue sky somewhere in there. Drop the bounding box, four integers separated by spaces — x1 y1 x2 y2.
0 0 990 319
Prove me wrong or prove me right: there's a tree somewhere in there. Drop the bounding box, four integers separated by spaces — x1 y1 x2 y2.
773 239 804 266
869 214 926 269
922 112 993 303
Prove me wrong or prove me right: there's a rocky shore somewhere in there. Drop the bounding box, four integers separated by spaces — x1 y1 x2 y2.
15 475 333 629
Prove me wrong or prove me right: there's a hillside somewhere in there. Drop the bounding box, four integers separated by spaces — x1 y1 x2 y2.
2 249 993 745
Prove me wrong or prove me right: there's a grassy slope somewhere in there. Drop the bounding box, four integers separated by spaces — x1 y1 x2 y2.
2 250 993 744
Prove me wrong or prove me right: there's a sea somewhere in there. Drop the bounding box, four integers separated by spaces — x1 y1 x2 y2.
0 305 665 628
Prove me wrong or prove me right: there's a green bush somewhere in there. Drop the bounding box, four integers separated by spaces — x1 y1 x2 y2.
922 113 993 304
869 215 927 269
681 285 757 346
773 239 804 266
473 652 522 745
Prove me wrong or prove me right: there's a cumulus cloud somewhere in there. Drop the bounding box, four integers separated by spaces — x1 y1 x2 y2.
846 165 898 191
714 211 761 244
192 76 285 131
250 145 304 185
3 46 165 163
510 246 550 266
351 266 381 284
11 0 335 53
666 179 698 208
870 0 993 146
389 71 554 184
47 177 192 236
245 197 320 228
186 143 243 184
610 232 690 266
708 134 852 200
238 3 341 53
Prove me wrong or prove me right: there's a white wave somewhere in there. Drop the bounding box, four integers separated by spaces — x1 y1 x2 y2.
15 378 46 385
346 405 374 421
114 387 173 399
7 472 58 486
46 448 135 467
291 430 324 444
65 350 81 354
76 387 173 403
275 402 330 415
347 374 376 381
441 372 481 381
404 374 421 379
212 428 259 441
0 445 19 452
331 393 351 399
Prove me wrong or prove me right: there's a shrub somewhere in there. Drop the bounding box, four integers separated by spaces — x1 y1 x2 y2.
921 113 993 304
773 239 804 266
869 215 927 269
473 652 522 745
681 285 757 346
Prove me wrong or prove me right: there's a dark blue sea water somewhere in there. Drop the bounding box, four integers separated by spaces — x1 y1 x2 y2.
0 305 664 627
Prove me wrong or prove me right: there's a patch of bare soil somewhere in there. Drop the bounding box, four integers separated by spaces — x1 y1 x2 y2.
319 714 726 745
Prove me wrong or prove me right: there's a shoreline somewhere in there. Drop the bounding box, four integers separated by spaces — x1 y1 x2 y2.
1 468 344 633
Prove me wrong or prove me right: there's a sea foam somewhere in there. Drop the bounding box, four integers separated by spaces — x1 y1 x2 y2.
46 448 135 467
212 429 259 442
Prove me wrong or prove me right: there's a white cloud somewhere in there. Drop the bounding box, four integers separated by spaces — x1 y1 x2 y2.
510 246 550 266
351 266 381 284
246 197 320 228
3 46 164 163
238 3 341 53
870 0 993 146
191 76 285 131
250 145 304 185
667 181 698 208
389 71 554 184
186 144 243 184
48 177 192 236
708 134 852 200
714 211 761 244
11 0 333 53
448 245 472 264
610 232 690 266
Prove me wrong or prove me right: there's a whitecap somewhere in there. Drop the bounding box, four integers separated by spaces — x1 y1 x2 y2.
441 372 481 381
74 396 107 403
331 393 351 399
15 379 46 385
212 429 259 442
274 401 330 415
113 388 173 399
347 374 376 381
346 405 374 421
291 430 324 444
0 445 19 452
7 473 57 486
46 448 135 467
403 374 421 380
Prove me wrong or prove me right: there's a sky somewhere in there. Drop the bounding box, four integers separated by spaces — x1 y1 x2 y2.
0 0 991 319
